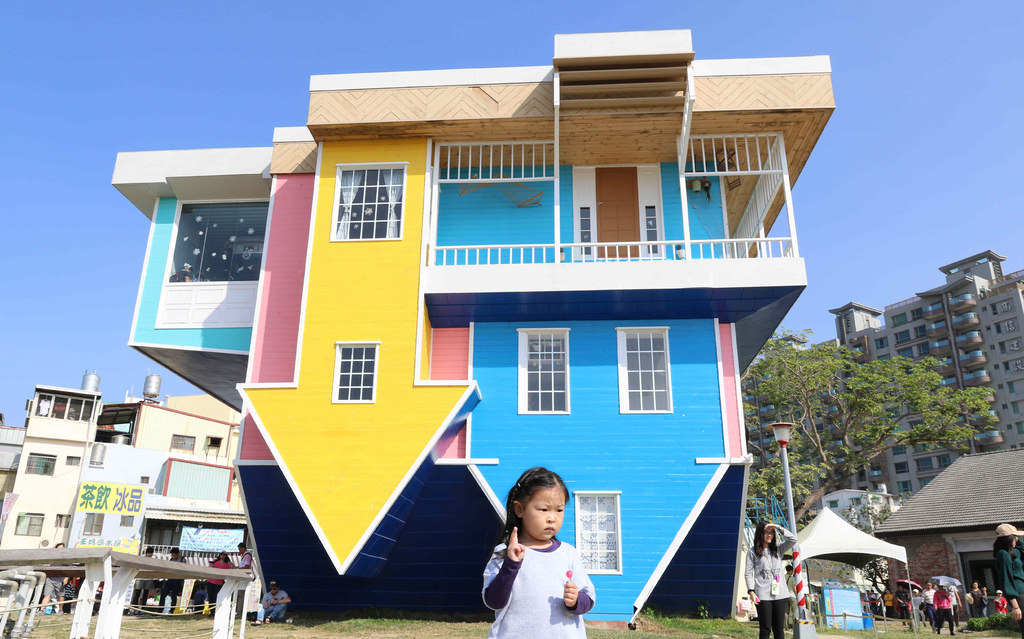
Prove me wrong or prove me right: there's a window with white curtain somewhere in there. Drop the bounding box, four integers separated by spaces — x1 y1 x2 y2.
575 492 622 574
332 166 407 241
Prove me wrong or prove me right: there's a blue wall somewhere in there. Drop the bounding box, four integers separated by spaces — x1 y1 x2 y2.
133 197 252 352
660 162 725 242
470 319 727 621
239 461 502 611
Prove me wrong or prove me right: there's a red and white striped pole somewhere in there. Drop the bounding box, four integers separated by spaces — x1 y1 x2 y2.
768 423 817 638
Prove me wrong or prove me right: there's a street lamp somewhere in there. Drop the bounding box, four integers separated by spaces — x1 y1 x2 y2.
767 422 817 639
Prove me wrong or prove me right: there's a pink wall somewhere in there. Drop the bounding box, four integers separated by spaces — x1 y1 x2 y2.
719 323 744 457
249 174 314 384
437 425 467 459
239 414 274 461
430 327 470 380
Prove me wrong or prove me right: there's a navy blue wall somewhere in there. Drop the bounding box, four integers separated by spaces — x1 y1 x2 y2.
239 461 501 611
645 464 746 618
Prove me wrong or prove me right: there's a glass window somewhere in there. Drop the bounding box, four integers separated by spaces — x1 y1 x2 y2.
170 435 195 452
892 445 906 455
83 513 104 536
892 313 908 326
917 457 934 471
65 456 81 466
915 325 927 338
168 202 268 283
895 330 911 343
333 166 406 241
334 343 379 403
205 436 223 451
518 330 569 413
897 480 912 493
15 513 44 536
575 493 621 574
918 343 930 356
827 500 840 508
850 497 862 505
55 514 70 528
34 394 92 421
920 477 933 488
937 454 952 468
875 337 889 349
120 515 135 527
897 348 914 358
911 307 923 320
25 454 56 476
878 354 891 361
616 328 671 413
894 461 909 473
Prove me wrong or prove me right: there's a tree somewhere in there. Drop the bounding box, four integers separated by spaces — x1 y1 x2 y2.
746 330 995 521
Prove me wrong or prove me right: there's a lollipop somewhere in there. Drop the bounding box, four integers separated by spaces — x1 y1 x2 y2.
566 570 573 580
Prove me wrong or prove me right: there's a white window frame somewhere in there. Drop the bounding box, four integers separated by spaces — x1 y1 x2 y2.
331 163 409 242
574 491 623 575
333 342 381 404
161 198 270 286
615 327 673 414
517 329 571 414
15 513 44 536
83 513 104 536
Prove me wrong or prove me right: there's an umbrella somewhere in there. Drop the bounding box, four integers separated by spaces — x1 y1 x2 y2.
898 579 922 589
929 576 963 588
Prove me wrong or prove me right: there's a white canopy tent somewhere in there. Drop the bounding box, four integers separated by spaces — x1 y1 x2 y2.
796 508 917 638
798 507 907 567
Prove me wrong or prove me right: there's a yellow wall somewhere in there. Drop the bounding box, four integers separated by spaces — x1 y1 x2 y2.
246 139 468 568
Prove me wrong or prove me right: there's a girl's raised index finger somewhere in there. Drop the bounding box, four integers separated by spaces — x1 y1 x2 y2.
510 527 518 544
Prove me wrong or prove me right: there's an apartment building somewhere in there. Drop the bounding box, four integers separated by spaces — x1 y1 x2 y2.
112 29 834 622
830 250 1022 496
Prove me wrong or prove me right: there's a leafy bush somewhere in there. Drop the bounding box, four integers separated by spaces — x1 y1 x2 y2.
966 612 1017 631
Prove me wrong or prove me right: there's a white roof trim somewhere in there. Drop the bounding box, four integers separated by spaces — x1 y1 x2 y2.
693 55 831 77
554 29 693 60
272 127 314 143
310 66 554 92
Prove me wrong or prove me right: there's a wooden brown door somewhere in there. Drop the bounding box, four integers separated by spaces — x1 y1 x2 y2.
596 167 639 259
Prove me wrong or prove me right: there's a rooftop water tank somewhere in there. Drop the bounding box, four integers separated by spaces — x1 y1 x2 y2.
143 374 161 401
89 443 106 467
82 371 100 393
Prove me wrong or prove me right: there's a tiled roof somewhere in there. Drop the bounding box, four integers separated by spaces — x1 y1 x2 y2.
875 448 1024 535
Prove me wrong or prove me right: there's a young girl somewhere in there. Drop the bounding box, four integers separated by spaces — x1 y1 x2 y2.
483 467 596 638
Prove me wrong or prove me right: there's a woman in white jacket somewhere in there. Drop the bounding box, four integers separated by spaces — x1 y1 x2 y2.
745 521 798 639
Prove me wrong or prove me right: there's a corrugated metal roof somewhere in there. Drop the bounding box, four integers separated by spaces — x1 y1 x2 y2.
875 448 1024 536
145 508 245 525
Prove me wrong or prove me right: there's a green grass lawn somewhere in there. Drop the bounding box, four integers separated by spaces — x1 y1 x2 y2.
26 611 1024 638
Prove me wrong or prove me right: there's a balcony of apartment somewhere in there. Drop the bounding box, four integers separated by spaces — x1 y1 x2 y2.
926 321 948 337
959 350 988 367
949 293 977 312
951 312 980 331
963 369 992 386
422 135 806 362
930 338 952 355
975 430 1004 446
935 357 955 375
922 302 945 320
955 331 984 348
940 375 959 387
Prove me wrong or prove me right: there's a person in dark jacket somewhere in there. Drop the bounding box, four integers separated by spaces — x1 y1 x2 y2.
994 524 1024 639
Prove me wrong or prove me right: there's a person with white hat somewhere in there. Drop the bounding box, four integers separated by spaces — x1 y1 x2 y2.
994 523 1024 638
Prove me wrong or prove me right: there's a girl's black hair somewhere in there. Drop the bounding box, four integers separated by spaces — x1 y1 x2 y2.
994 534 1016 557
494 467 569 557
753 520 779 559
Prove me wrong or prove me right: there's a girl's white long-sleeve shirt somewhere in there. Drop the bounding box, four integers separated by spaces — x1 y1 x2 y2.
745 527 798 602
482 540 595 639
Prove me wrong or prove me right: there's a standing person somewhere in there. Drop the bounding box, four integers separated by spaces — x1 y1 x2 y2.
482 467 595 638
934 586 956 636
207 551 232 603
130 547 156 615
41 542 67 614
970 581 983 618
994 590 1009 615
785 565 796 630
896 584 911 624
981 587 991 616
912 589 924 626
237 542 253 570
745 520 798 639
994 524 1024 639
161 548 187 614
884 587 895 619
923 582 938 630
950 587 963 625
252 581 290 625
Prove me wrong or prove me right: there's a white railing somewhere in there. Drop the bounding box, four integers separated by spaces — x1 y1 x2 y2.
436 141 556 183
685 134 784 176
433 238 795 266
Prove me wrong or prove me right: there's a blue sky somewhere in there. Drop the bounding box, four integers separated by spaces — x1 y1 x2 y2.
1 1 1022 419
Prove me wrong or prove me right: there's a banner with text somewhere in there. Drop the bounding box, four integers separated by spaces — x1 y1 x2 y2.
77 481 145 515
180 526 245 552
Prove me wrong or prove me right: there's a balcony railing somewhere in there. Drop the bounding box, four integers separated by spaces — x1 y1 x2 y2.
963 370 991 386
952 313 980 330
950 294 977 311
930 339 952 354
433 238 795 266
926 322 948 337
955 331 983 347
960 350 987 366
922 303 945 320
